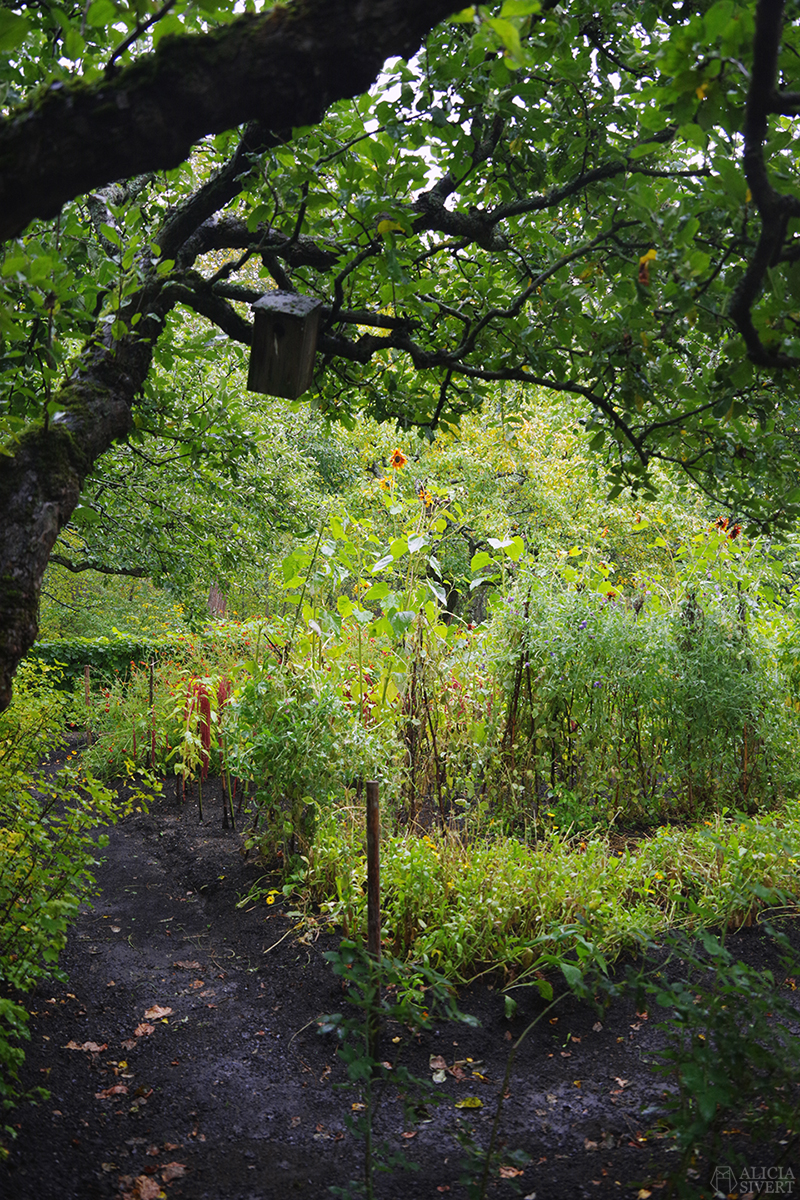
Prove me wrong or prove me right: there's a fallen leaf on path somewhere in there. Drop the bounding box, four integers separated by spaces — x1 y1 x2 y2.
584 1138 598 1151
100 1162 118 1172
146 1145 160 1157
614 1077 629 1089
121 1038 137 1051
189 980 204 989
161 1162 187 1182
429 1055 448 1070
637 1192 652 1200
173 961 201 970
432 1070 447 1083
143 1005 172 1020
125 1176 161 1200
63 1040 106 1053
454 1097 482 1109
401 1131 416 1139
163 1142 181 1151
95 1084 128 1099
499 1166 524 1178
592 1022 603 1032
134 1023 155 1038
560 1051 571 1057
436 1187 450 1193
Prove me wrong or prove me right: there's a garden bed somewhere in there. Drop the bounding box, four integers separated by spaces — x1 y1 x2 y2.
1 767 798 1200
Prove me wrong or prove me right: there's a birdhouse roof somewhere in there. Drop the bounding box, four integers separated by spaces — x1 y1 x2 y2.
251 291 322 318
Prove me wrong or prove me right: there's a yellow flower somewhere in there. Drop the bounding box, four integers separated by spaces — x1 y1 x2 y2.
379 478 391 491
389 448 408 469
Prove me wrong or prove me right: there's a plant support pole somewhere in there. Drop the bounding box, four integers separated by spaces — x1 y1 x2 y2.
366 779 381 1066
84 664 91 745
149 659 156 769
366 780 381 963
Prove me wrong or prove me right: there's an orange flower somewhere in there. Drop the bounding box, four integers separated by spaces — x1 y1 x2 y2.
379 478 391 491
389 448 408 469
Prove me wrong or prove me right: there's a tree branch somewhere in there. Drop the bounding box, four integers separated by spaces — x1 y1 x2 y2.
0 0 459 242
50 554 150 578
729 0 800 366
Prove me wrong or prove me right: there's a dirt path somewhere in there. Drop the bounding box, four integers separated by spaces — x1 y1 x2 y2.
1 781 797 1200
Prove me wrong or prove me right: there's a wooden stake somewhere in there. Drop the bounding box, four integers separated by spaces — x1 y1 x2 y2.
366 779 381 1067
84 664 91 745
366 780 381 963
149 659 156 769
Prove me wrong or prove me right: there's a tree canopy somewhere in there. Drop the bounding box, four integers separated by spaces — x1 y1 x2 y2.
2 0 800 708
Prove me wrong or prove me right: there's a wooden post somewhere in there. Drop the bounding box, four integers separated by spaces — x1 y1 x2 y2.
366 780 381 963
84 664 91 746
149 659 156 769
366 779 381 1066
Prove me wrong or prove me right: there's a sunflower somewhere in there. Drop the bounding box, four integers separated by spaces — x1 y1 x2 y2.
389 448 408 469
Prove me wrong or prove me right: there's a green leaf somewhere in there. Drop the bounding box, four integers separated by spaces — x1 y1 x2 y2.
560 962 582 990
500 0 541 13
371 554 395 574
85 0 118 28
362 581 390 601
0 10 30 51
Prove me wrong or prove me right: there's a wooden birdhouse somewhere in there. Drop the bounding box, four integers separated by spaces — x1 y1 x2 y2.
247 291 322 400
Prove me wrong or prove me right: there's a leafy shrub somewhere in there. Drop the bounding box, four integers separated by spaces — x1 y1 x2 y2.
0 665 123 1149
226 662 349 863
494 581 799 826
640 927 800 1193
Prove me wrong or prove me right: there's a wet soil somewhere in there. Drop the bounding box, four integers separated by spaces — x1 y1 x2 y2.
2 772 798 1200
